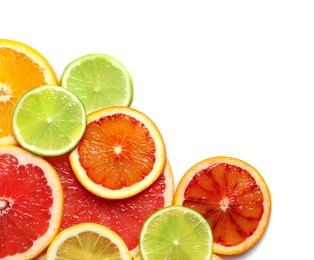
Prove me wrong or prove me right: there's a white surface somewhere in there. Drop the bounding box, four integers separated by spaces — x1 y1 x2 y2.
2 1 314 259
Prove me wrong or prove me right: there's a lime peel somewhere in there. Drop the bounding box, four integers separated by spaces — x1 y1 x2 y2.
139 205 213 260
12 85 87 156
60 53 133 115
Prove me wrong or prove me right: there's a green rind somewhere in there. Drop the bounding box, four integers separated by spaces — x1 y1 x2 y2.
139 205 213 260
12 85 87 156
60 53 133 115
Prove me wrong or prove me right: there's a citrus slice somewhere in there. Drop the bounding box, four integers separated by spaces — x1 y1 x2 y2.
45 222 132 260
139 205 213 260
0 39 58 145
69 106 166 199
12 85 87 157
45 154 174 258
0 145 63 259
174 156 272 255
60 53 133 114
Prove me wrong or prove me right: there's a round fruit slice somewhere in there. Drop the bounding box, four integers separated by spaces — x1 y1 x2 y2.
174 156 272 255
45 222 132 260
0 145 63 260
139 205 213 260
0 39 58 145
60 53 133 114
45 154 174 258
69 106 166 199
12 85 87 157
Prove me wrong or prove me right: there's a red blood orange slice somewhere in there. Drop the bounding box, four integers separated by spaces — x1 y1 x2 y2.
174 156 271 255
69 106 167 199
0 145 63 260
45 153 174 258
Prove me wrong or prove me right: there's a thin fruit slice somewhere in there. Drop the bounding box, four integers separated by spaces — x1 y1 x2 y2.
0 145 63 260
12 85 87 157
45 222 132 260
174 156 272 255
69 106 166 199
60 53 133 114
45 154 174 258
139 205 213 260
0 39 58 145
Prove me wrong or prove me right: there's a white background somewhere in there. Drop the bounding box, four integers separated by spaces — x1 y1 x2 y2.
2 1 314 259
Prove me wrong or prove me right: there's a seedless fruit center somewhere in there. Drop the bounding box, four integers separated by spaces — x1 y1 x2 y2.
0 198 12 213
114 145 122 154
220 197 230 211
0 84 11 102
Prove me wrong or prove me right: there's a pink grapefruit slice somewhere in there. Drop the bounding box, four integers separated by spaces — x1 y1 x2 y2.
0 145 63 259
45 153 174 258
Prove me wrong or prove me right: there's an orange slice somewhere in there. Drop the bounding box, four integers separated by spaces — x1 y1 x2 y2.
45 154 174 258
174 156 271 255
0 145 64 259
69 106 167 199
0 39 58 145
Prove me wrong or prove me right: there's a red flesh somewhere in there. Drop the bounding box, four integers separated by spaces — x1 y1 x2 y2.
182 163 264 247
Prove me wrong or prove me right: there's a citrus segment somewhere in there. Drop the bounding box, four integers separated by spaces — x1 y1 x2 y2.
12 85 87 157
69 106 166 199
60 53 133 114
45 154 174 257
139 205 213 260
0 39 58 145
45 222 132 260
174 156 271 255
0 145 63 259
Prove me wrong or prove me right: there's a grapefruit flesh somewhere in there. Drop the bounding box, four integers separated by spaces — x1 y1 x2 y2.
45 154 174 257
0 145 63 259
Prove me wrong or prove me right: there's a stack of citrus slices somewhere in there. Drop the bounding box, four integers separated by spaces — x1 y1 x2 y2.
0 39 272 260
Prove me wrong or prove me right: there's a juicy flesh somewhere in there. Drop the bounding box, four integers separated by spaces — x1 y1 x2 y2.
0 153 53 257
142 209 212 259
0 47 47 139
45 154 167 252
183 163 264 247
78 113 156 190
55 231 121 260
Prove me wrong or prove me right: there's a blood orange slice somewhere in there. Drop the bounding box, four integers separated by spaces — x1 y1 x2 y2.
0 145 63 260
174 156 271 255
45 153 174 258
69 106 167 199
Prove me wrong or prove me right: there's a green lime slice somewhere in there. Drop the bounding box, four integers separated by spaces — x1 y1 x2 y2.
60 53 133 115
12 85 87 156
139 205 213 260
